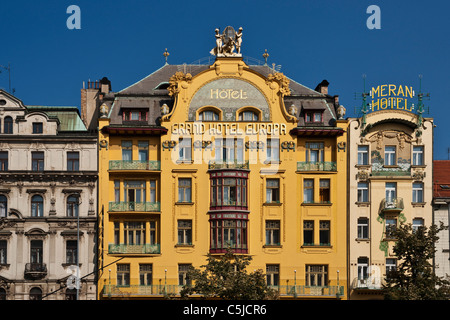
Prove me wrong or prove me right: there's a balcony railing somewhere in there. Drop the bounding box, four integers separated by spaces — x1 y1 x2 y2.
109 160 161 171
108 244 160 254
351 277 385 290
24 263 47 279
108 201 160 212
297 161 337 172
380 197 404 212
102 284 344 298
208 160 249 170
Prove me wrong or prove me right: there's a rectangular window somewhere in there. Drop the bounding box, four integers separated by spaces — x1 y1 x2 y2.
122 141 132 161
385 218 397 238
124 110 147 121
30 240 43 264
385 182 397 202
178 178 192 202
265 220 280 245
67 152 79 171
124 181 146 210
266 139 280 162
357 218 369 239
114 180 120 203
178 220 192 245
305 142 324 163
319 220 330 245
412 146 424 166
357 182 369 203
139 264 153 286
357 145 369 165
138 141 149 161
266 264 280 286
303 179 314 203
0 240 7 264
0 152 8 171
123 222 146 245
266 179 280 203
117 264 130 286
179 137 192 162
357 257 369 281
303 220 314 245
412 218 424 232
223 178 237 205
32 151 44 171
149 180 157 203
66 240 77 264
319 179 330 203
386 258 397 279
32 122 43 134
114 222 120 245
305 265 328 286
178 264 192 286
412 182 424 203
305 112 323 123
384 146 396 166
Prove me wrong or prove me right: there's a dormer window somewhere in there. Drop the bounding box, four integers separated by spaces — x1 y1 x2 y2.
32 122 43 134
305 111 323 123
123 109 148 122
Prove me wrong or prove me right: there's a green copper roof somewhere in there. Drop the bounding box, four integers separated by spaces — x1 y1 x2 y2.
26 106 87 131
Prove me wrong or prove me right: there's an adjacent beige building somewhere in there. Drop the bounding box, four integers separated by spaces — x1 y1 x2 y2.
347 105 434 299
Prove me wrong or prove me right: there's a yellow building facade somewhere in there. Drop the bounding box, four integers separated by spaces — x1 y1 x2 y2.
95 42 348 299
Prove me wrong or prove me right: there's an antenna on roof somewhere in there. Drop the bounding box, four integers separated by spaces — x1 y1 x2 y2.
0 62 12 94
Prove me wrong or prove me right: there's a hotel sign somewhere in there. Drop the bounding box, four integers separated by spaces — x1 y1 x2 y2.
370 84 415 112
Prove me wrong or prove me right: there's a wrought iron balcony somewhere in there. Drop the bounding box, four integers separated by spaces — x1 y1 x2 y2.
297 161 337 172
102 284 344 298
24 263 47 279
108 243 160 255
351 277 386 290
102 284 182 297
380 197 404 213
268 285 344 297
109 160 161 171
108 201 160 212
208 160 249 170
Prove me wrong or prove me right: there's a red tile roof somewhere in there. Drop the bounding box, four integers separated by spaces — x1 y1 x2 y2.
434 160 450 198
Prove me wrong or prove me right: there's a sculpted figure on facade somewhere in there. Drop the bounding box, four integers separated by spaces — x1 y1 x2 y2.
210 26 243 57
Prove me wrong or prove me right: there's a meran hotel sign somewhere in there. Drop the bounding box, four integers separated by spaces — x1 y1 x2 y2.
370 84 416 112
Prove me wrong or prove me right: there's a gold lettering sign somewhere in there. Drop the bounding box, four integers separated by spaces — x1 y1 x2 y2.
210 89 248 100
171 123 287 135
370 84 415 112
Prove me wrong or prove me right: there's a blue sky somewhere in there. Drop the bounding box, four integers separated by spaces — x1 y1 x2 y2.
1 0 449 159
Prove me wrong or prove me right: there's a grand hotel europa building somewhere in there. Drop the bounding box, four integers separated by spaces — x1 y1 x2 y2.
88 27 349 300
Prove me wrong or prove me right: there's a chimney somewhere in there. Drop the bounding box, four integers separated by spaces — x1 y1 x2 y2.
81 77 111 132
315 79 329 95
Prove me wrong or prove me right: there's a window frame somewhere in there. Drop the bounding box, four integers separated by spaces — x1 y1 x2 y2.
266 179 280 203
357 145 369 165
31 151 44 171
412 182 424 203
67 152 80 171
31 195 44 217
265 220 281 246
412 146 424 166
384 146 397 166
177 220 193 245
66 195 79 217
0 151 7 171
178 178 192 203
303 179 314 203
3 116 13 134
32 122 43 134
357 182 369 203
357 218 369 239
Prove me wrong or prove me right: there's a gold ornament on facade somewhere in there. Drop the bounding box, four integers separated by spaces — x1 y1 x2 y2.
167 71 192 97
266 72 291 97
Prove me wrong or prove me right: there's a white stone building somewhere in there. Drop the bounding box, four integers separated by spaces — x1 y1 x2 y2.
0 90 98 300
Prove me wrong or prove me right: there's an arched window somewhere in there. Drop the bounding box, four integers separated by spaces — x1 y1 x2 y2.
29 287 42 300
238 110 259 121
3 116 12 134
67 195 79 217
31 195 44 217
0 195 6 218
198 110 219 121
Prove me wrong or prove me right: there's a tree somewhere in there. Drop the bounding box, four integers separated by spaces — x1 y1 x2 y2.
383 222 450 300
180 248 279 300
